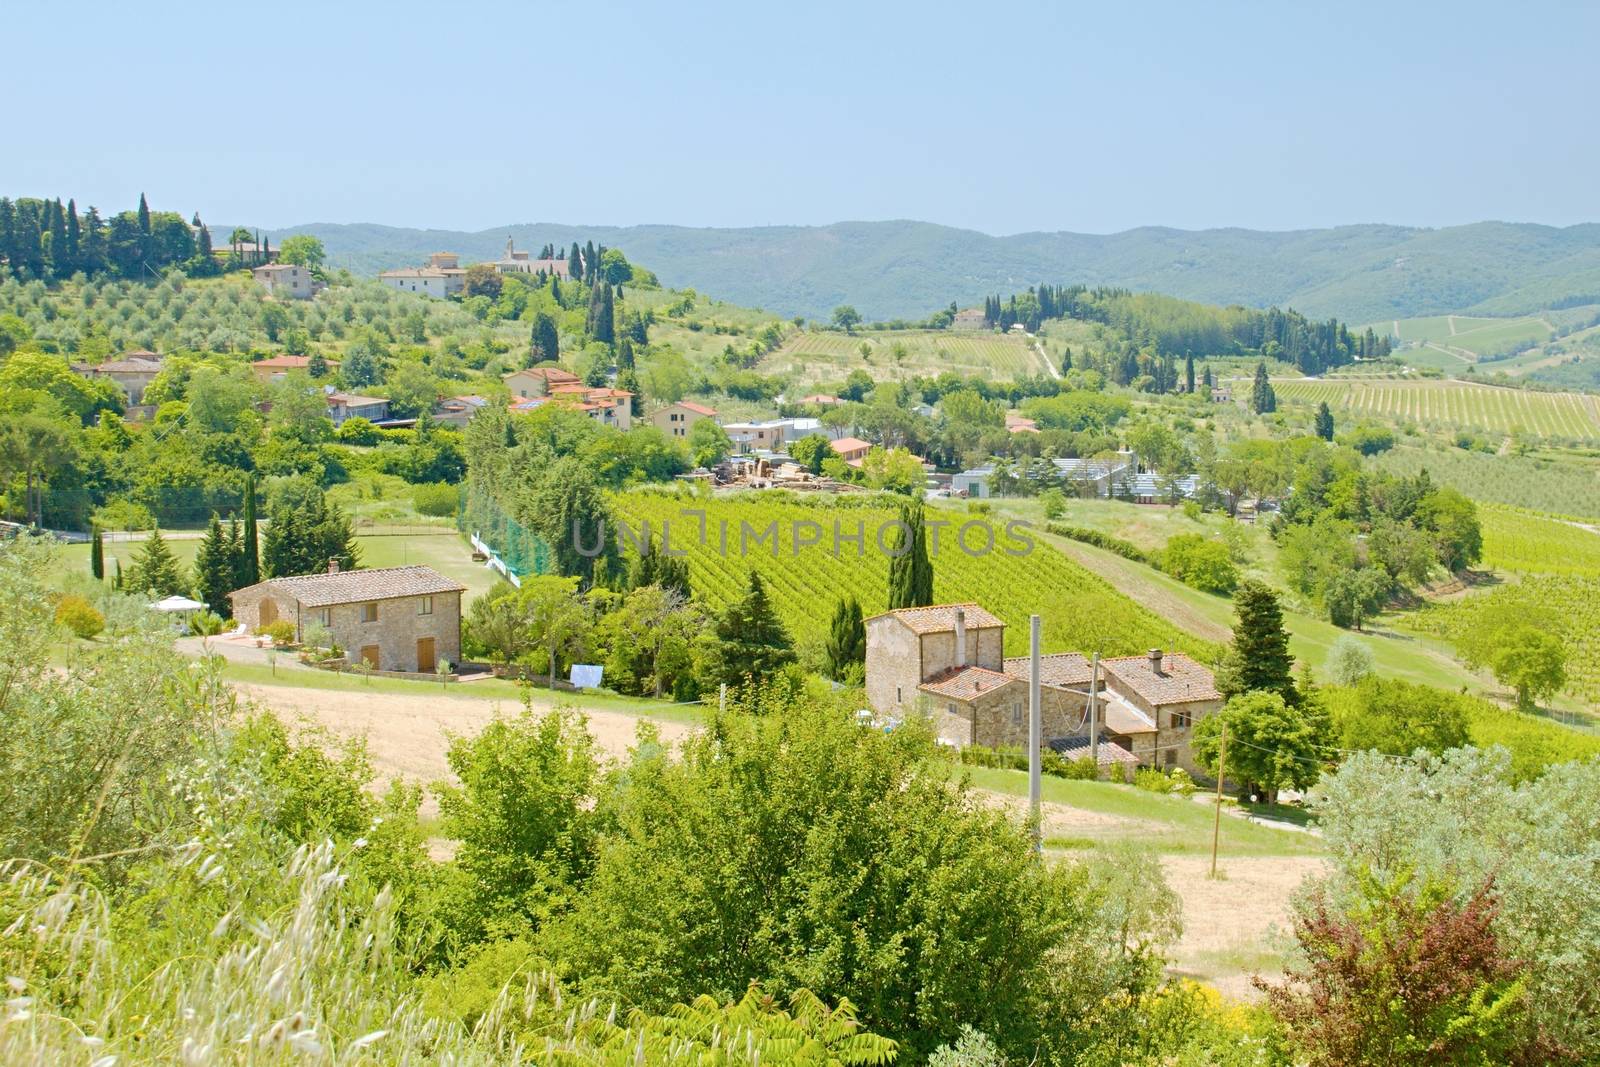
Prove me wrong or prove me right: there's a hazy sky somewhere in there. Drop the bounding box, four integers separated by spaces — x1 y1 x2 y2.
10 1 1597 234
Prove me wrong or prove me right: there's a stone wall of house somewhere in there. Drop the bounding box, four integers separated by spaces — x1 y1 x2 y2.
918 626 1005 678
925 684 1086 749
229 589 462 673
865 617 923 714
1107 683 1222 774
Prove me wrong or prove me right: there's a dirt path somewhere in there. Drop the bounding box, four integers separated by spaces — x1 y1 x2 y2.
1162 855 1325 1000
235 681 692 816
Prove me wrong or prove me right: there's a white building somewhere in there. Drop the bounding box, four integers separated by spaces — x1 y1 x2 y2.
253 263 320 300
380 253 467 298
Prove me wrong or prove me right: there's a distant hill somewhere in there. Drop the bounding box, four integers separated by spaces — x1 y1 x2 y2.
256 218 1600 324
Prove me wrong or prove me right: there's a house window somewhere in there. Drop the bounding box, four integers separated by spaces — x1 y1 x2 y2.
417 596 434 616
360 602 378 623
1012 701 1023 726
1171 709 1192 730
317 608 330 626
896 686 902 704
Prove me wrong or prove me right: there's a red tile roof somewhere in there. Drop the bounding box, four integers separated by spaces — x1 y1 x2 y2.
678 400 718 416
918 666 1021 701
254 355 340 370
231 565 465 608
1002 653 1094 688
831 436 872 455
1101 653 1220 706
868 603 1004 635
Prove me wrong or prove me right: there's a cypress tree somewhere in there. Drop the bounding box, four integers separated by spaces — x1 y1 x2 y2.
241 474 260 585
887 499 933 609
194 514 237 619
824 595 866 679
136 193 151 234
114 558 123 591
47 199 68 278
1060 346 1072 374
1202 365 1214 389
1250 361 1276 414
1185 352 1196 393
1314 401 1335 441
90 526 104 580
64 199 81 272
568 242 582 280
1216 580 1298 706
529 311 559 364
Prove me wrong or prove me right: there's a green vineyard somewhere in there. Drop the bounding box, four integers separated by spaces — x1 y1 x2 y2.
1274 378 1600 440
762 329 1043 383
1481 504 1600 577
613 490 1219 662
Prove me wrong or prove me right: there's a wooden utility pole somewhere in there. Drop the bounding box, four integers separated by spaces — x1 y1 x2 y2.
1088 652 1101 769
1028 615 1042 854
1210 722 1228 880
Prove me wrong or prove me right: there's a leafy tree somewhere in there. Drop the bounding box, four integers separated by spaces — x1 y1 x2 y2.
465 586 534 671
598 247 634 286
1249 361 1276 414
1262 872 1536 1067
1214 579 1297 705
1314 401 1334 441
1323 566 1391 630
886 498 933 609
261 484 358 578
522 575 591 686
277 234 325 269
701 571 796 690
1158 534 1237 594
1333 677 1470 757
522 456 617 588
1417 486 1482 572
688 417 733 469
787 433 835 475
385 360 440 419
1489 626 1567 711
824 596 866 681
1325 634 1374 687
125 526 187 597
435 707 598 943
193 513 240 618
1190 690 1326 803
831 305 862 332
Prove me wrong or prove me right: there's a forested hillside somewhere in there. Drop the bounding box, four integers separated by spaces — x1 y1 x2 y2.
257 218 1600 323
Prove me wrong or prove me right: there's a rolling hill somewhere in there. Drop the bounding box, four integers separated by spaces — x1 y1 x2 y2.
256 218 1600 325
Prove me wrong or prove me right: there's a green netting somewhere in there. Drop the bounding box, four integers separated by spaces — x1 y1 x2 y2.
460 485 552 578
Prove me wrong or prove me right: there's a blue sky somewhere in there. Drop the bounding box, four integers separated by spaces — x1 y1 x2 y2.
9 1 1597 234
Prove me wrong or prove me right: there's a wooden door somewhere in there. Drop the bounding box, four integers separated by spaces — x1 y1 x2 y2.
416 637 436 674
359 645 380 669
258 598 278 626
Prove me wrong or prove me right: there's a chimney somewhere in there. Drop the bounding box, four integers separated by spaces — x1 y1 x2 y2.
1148 648 1163 675
954 607 967 669
327 558 340 575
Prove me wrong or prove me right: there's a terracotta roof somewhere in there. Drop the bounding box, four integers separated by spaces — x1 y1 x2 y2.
918 666 1021 701
89 356 165 373
1102 653 1220 706
831 436 873 454
230 565 464 608
254 355 339 370
1002 652 1093 688
1049 736 1141 766
677 400 718 416
868 603 1004 635
799 393 841 405
505 365 581 383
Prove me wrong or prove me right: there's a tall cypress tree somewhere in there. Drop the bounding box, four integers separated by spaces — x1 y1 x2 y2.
707 572 796 691
90 526 104 580
529 311 559 364
1185 352 1196 394
64 198 81 273
1250 361 1277 414
824 596 866 679
136 192 151 234
1216 579 1298 706
241 474 260 585
887 499 933 609
1314 401 1335 441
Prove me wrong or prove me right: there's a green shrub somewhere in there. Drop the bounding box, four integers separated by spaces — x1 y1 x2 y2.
1159 534 1239 594
255 619 297 646
1045 522 1150 563
412 482 460 517
189 609 225 636
1064 755 1099 780
54 595 104 639
1108 761 1128 784
335 416 382 445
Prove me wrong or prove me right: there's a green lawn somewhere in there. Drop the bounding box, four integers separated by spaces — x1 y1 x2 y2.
962 766 1322 858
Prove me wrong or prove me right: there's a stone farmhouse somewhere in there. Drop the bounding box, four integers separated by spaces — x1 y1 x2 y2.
229 562 465 674
490 238 571 278
73 351 163 405
252 263 321 300
865 603 1221 773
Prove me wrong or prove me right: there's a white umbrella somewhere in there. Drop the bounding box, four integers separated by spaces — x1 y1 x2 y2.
151 595 207 613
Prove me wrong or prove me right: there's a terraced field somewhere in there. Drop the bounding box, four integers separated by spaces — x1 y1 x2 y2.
762 329 1045 384
1275 378 1600 440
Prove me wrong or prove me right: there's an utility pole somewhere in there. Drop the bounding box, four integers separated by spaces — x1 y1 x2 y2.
718 682 727 717
1210 722 1228 880
1088 652 1100 770
1028 614 1042 854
